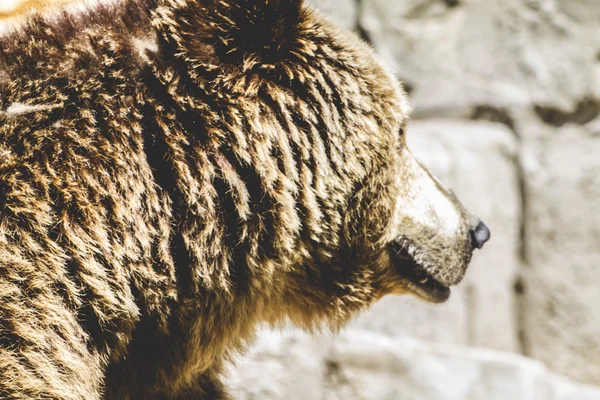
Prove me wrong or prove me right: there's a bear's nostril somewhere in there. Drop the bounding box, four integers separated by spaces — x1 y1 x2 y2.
470 221 491 249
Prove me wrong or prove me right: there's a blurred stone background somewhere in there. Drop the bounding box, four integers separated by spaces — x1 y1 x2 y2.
2 0 600 398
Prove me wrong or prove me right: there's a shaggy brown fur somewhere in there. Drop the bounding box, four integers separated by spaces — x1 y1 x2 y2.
0 0 486 398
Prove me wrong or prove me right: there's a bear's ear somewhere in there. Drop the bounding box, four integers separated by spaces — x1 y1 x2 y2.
155 0 306 65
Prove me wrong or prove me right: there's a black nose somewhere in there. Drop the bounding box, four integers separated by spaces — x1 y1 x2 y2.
470 221 491 249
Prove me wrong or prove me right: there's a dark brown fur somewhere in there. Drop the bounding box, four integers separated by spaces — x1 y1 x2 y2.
0 0 479 398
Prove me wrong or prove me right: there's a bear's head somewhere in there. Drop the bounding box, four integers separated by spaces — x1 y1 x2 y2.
152 0 490 328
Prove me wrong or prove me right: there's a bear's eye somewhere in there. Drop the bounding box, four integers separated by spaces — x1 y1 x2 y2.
399 126 405 136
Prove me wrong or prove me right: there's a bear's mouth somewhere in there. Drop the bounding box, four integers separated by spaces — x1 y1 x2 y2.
389 240 451 304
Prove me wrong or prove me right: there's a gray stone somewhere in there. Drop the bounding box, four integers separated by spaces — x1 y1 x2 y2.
227 329 332 399
360 0 599 118
308 0 358 31
520 120 600 385
227 330 600 400
352 120 522 352
351 291 470 347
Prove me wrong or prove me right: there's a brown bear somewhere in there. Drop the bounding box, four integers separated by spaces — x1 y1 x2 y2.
0 0 490 398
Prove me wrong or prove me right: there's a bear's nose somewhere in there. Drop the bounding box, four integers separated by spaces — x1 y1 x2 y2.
470 221 491 249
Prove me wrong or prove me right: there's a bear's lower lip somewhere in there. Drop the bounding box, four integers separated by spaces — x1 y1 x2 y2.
389 242 451 303
404 276 451 304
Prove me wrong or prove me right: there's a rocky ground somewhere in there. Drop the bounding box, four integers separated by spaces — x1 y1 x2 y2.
227 329 600 400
